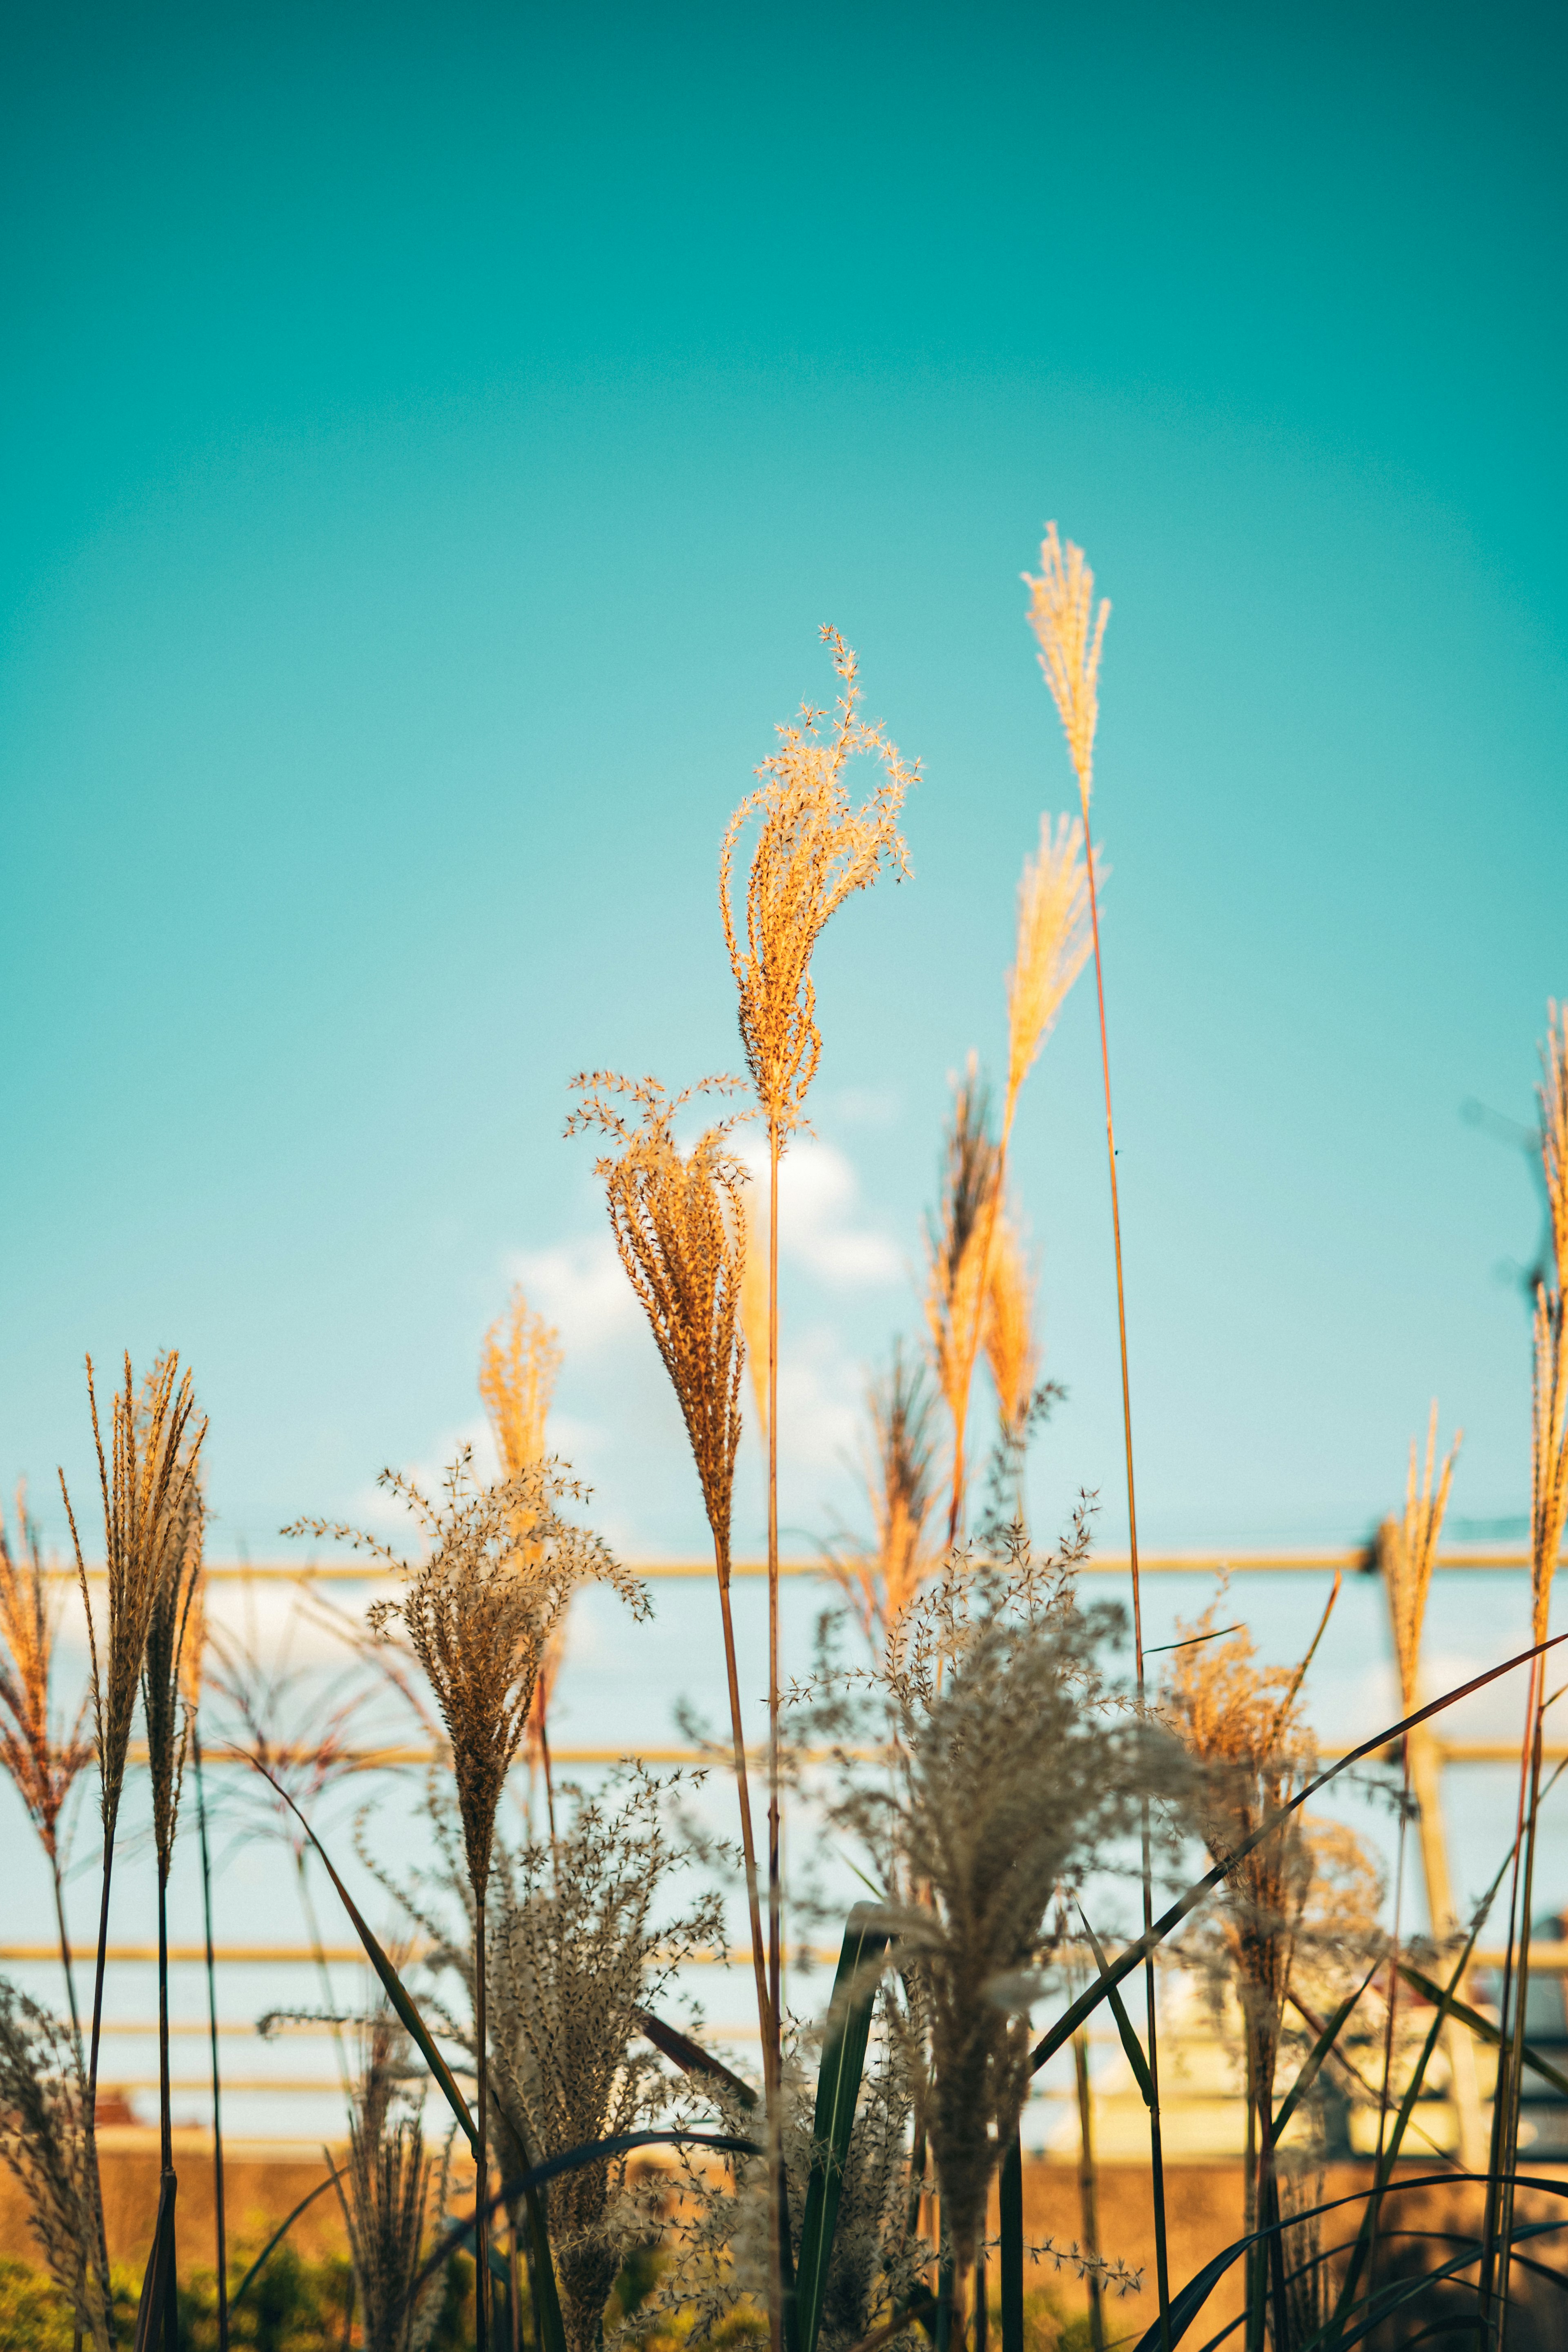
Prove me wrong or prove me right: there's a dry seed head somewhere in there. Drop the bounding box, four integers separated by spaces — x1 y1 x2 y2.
480 1285 563 1481
982 1207 1040 1448
137 1352 206 1881
487 1772 726 2352
720 629 914 1140
1023 525 1110 807
0 1487 92 1866
826 1341 942 1654
1004 812 1094 1133
569 1072 749 1572
59 1351 206 1842
302 1454 644 1903
335 1998 448 2352
923 1060 1000 1469
0 1981 112 2350
1378 1402 1461 1715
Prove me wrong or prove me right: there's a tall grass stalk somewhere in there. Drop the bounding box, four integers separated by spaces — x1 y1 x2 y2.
1025 526 1171 2341
720 625 913 2079
60 1350 204 2314
569 1073 772 2068
0 1485 93 2039
297 1457 634 2352
1489 1007 1568 2345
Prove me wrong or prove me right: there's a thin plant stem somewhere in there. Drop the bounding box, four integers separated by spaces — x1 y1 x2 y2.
1076 811 1172 2346
767 1132 782 2038
711 1530 774 2064
1363 1751 1410 2318
1477 1655 1537 2341
1073 2032 1106 2352
476 1913 491 2352
85 1841 115 2305
194 1726 229 2352
1497 1686 1549 2350
51 1855 81 2047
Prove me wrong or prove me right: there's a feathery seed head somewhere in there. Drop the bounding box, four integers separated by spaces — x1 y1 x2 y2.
335 1989 449 2352
982 1209 1040 1450
924 1060 1000 1460
487 1771 726 2352
480 1285 563 1481
1540 1002 1568 1300
60 1351 206 1843
826 1341 943 1655
1378 1403 1460 1715
720 630 914 1140
0 1980 111 2349
820 1533 1151 2270
569 1072 750 1573
136 1352 206 1882
1023 526 1110 806
300 1454 644 1905
0 1488 92 1866
1004 812 1094 1131
739 1175 771 1447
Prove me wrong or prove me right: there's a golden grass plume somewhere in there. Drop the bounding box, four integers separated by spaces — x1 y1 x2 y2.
1378 1403 1461 1715
982 1205 1041 1452
1023 524 1110 807
0 1485 92 1869
136 1353 206 1883
0 1983 111 2350
719 629 913 1141
826 1340 943 1653
569 1071 750 1571
480 1285 563 1481
60 1351 206 1841
1004 811 1093 1129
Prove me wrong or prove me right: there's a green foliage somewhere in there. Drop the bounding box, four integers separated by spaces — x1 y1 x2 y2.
0 2250 477 2352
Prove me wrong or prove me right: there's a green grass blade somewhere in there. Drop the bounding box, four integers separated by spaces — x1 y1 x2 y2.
795 1905 891 2352
1272 1961 1379 2141
1398 1961 1568 2099
1031 1627 1568 2077
243 1755 478 2151
1078 1912 1153 2108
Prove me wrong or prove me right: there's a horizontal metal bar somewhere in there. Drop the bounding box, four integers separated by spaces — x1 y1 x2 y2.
55 1550 1559 1584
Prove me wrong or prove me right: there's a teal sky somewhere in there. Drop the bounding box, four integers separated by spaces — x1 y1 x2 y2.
4 0 1566 1566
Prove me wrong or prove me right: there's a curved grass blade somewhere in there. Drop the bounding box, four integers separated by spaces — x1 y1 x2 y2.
241 1755 479 2150
1123 2173 1568 2352
1398 1960 1568 2100
796 1906 891 2352
1078 1910 1152 2108
410 2127 763 2306
231 2172 338 2311
633 2002 758 2110
1272 1960 1379 2142
1032 1628 1568 2076
131 2168 176 2352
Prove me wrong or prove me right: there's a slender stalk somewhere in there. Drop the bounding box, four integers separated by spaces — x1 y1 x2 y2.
1072 2034 1105 2352
767 1133 782 2041
536 1688 557 1851
476 1913 491 2352
998 2127 1023 2352
194 1726 229 2352
295 1847 353 2098
1477 1661 1537 2341
1497 1686 1548 2350
1362 1754 1410 2323
1077 816 1171 2345
712 1534 774 2063
51 1856 81 2046
85 1843 115 2304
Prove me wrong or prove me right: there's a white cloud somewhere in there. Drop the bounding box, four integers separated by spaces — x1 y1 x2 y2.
505 1235 640 1354
738 1138 902 1287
